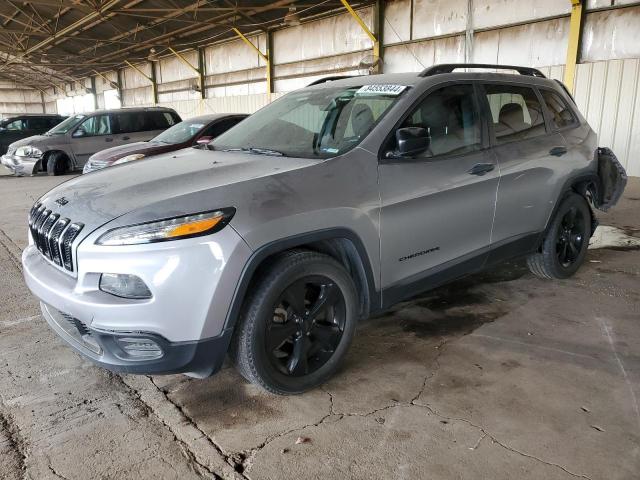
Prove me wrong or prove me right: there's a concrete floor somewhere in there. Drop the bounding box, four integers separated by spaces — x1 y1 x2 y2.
1 169 639 480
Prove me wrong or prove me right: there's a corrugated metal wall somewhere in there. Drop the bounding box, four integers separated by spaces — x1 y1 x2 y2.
0 81 44 117
573 59 640 177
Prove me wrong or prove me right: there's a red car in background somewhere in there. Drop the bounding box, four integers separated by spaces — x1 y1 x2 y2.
82 113 247 173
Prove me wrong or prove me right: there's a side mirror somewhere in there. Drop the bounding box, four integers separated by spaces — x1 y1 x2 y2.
394 127 430 157
72 128 86 138
196 136 213 145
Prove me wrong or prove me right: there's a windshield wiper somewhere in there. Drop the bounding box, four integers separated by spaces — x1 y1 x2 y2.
223 147 286 157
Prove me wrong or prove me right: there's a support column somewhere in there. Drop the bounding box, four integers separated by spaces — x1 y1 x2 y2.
564 0 584 93
232 27 272 99
90 76 99 110
197 47 206 100
149 61 159 105
116 69 124 106
125 60 157 105
266 30 274 96
169 46 205 100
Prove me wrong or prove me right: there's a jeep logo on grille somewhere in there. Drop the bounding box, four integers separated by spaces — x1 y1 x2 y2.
54 197 69 206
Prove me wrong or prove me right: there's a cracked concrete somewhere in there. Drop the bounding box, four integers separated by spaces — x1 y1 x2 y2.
0 169 639 479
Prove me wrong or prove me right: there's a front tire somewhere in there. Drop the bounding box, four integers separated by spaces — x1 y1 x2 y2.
230 250 358 395
527 193 591 279
47 152 68 176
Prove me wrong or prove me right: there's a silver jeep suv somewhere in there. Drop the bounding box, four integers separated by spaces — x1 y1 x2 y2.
22 64 626 394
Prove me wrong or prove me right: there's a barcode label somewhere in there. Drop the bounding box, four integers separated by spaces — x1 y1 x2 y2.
356 84 407 96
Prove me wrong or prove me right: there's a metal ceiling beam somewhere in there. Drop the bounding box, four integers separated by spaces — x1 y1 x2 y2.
77 0 297 68
0 27 143 45
20 0 94 10
22 0 122 56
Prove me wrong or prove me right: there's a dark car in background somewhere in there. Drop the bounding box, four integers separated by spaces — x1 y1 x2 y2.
0 114 66 155
83 113 248 173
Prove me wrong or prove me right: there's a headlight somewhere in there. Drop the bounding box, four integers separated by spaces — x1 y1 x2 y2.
96 208 235 246
15 146 42 158
113 153 145 165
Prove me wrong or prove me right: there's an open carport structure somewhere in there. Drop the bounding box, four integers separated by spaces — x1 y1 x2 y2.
1 1 640 480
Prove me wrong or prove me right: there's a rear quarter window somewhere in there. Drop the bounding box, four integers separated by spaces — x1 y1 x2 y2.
540 89 578 129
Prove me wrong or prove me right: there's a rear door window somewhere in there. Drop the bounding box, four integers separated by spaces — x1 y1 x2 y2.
26 117 52 130
3 119 25 131
115 112 146 133
145 111 179 131
540 90 578 129
483 84 546 144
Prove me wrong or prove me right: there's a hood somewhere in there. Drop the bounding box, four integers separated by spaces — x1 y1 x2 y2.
37 147 317 235
9 134 66 150
88 141 180 162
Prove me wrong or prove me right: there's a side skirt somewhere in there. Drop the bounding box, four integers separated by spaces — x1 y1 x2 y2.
380 232 540 310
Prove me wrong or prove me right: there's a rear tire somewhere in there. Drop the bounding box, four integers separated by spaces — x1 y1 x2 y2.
526 193 591 279
230 249 358 395
47 152 68 176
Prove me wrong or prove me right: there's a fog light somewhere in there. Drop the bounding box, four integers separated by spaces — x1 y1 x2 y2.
116 337 163 359
99 273 152 299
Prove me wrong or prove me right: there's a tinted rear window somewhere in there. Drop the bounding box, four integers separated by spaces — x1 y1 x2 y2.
541 90 578 129
483 84 547 144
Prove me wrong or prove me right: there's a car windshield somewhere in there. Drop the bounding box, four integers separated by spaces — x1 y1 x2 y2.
151 120 206 144
46 114 86 135
212 84 406 158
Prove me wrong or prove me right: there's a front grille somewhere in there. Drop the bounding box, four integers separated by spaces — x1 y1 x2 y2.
7 146 16 156
29 202 83 272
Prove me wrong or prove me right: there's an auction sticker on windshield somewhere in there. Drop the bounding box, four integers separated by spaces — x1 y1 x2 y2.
356 84 407 96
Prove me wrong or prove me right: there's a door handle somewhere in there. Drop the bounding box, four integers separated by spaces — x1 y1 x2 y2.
549 146 568 157
105 137 113 142
122 136 130 140
467 163 495 176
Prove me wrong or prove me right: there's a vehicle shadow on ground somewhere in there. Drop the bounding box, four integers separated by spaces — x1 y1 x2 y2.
154 259 533 432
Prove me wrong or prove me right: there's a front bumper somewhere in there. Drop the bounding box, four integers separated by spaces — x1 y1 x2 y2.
22 224 253 376
41 302 231 376
1 154 39 175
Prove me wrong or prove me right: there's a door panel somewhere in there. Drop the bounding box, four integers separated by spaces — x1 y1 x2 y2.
71 114 120 166
489 133 568 244
380 150 498 288
379 83 498 298
480 83 569 244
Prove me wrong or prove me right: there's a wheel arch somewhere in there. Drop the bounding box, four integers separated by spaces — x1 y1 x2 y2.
223 228 380 334
42 150 71 172
539 173 599 252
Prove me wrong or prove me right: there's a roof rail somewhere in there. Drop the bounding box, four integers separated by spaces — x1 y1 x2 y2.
307 75 360 86
419 63 546 78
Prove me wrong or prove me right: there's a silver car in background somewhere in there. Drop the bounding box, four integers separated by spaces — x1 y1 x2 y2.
1 107 180 176
21 64 626 395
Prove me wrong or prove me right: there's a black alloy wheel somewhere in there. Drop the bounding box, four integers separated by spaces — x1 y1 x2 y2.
266 276 345 377
526 193 591 279
555 206 586 268
230 249 358 394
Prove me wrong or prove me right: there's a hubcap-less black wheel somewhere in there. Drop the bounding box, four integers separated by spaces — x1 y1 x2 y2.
555 206 585 268
266 276 345 377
